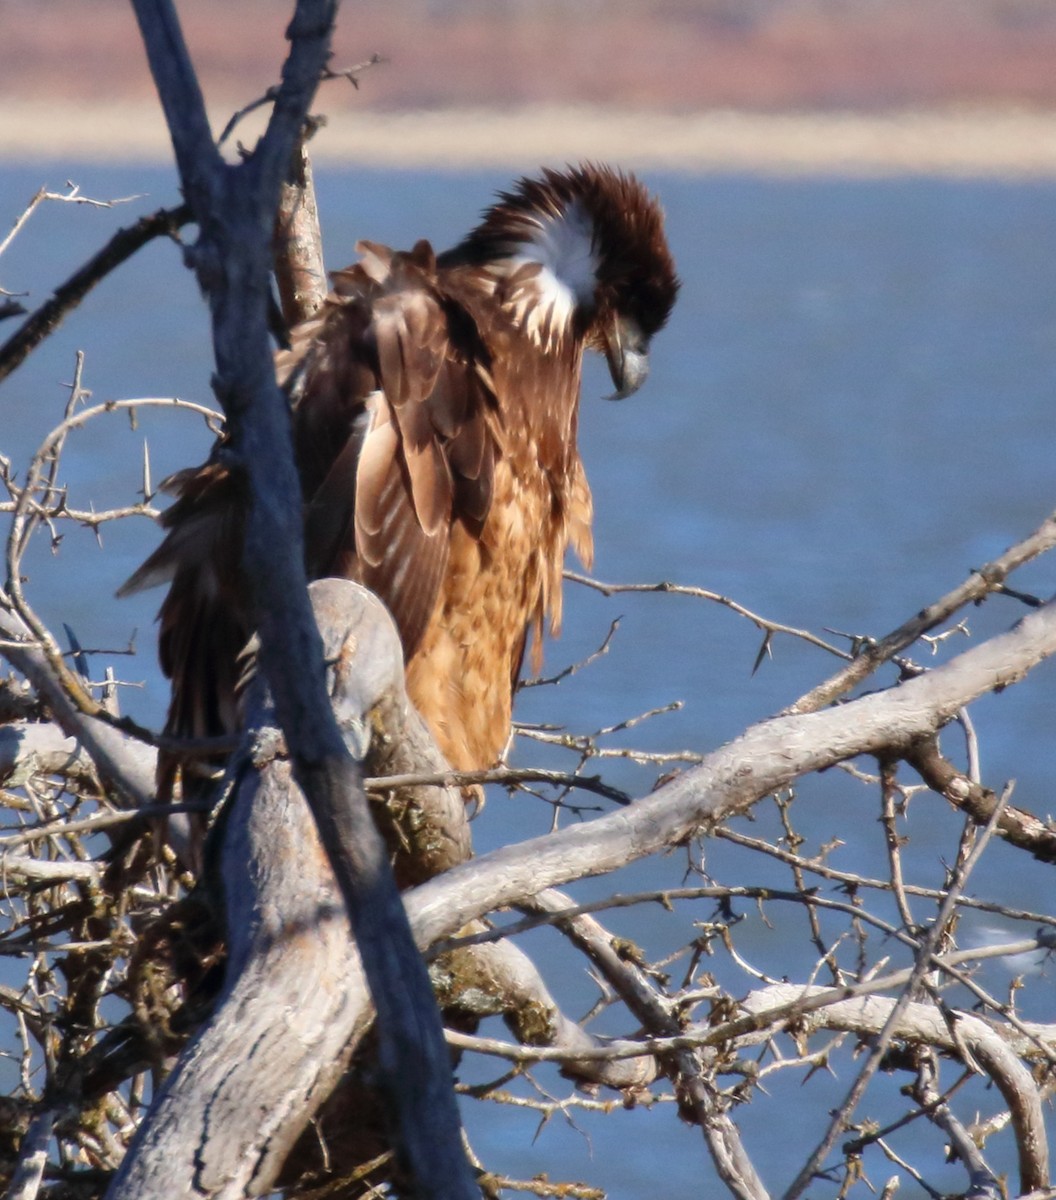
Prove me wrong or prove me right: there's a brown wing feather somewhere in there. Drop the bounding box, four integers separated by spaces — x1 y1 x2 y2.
120 238 500 774
117 457 251 808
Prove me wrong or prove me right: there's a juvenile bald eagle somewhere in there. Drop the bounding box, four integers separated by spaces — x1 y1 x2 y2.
122 164 678 781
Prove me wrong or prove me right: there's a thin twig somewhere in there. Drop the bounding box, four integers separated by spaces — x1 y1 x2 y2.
566 569 850 662
786 513 1056 715
366 765 631 806
218 53 385 146
0 204 192 384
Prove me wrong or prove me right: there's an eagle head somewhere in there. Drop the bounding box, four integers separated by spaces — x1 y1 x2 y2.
564 165 680 400
452 164 679 398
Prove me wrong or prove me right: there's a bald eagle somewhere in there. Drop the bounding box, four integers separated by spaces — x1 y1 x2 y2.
121 164 678 783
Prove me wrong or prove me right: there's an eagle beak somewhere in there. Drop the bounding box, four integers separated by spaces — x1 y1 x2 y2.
603 316 650 400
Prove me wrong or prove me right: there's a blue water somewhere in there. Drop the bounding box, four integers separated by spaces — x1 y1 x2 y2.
2 163 1055 1196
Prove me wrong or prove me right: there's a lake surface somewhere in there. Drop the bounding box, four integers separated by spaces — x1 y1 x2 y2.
2 163 1055 1196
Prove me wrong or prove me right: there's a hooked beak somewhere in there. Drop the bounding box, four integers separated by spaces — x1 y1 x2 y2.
603 316 650 400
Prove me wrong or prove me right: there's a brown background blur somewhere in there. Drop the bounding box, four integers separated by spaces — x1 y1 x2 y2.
7 0 1056 111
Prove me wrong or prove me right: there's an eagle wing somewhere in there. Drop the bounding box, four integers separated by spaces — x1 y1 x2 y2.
120 238 499 753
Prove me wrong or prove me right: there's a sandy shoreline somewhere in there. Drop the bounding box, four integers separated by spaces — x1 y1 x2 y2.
4 102 1056 177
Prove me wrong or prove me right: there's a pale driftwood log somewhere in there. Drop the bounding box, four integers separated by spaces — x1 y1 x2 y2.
105 750 370 1200
108 581 659 1197
106 581 416 1199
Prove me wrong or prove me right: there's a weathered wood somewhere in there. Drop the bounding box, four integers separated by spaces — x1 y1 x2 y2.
0 607 157 809
113 585 1056 1196
431 933 658 1091
107 579 661 1195
405 596 1056 949
106 581 455 1198
0 721 99 788
739 985 1051 1195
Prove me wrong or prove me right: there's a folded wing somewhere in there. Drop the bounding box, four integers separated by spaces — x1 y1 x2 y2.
121 238 500 760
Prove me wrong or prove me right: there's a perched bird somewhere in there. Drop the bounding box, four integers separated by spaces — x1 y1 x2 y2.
121 164 678 789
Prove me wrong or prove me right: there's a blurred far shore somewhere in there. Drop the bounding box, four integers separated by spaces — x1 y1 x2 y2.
5 0 1056 175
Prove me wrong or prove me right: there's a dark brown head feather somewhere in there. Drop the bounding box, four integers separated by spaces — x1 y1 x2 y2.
441 163 679 343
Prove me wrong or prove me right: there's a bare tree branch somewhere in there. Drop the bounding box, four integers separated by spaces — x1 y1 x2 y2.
740 985 1051 1195
125 3 478 1195
786 512 1056 715
0 605 156 808
906 735 1056 861
565 570 850 662
911 1051 1002 1200
434 935 658 1091
782 792 1016 1200
0 205 191 385
525 889 769 1200
408 597 1056 949
217 54 384 148
6 1107 55 1200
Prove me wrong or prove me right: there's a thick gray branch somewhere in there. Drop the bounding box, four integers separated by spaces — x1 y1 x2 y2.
105 583 467 1198
408 598 1056 945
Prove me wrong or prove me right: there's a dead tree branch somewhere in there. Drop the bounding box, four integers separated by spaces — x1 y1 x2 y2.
406 596 1056 949
906 735 1056 861
565 569 850 663
433 935 658 1091
125 2 477 1194
787 512 1056 715
525 889 769 1200
0 205 192 385
782 790 1014 1200
739 985 1051 1195
0 604 156 809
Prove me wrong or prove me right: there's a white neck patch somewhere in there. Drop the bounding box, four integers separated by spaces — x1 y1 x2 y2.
505 201 598 346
